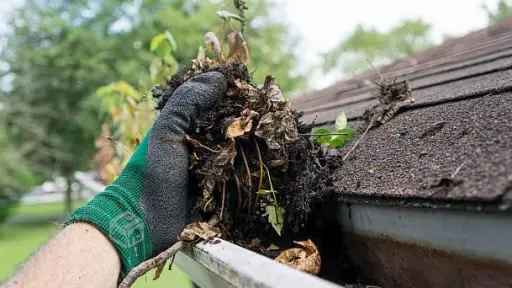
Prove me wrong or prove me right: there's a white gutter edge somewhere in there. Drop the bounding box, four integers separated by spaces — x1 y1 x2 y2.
74 171 342 288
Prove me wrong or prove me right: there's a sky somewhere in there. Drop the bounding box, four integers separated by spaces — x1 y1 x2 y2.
0 0 503 92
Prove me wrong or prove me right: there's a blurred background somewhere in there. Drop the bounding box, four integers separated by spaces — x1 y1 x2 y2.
0 0 510 286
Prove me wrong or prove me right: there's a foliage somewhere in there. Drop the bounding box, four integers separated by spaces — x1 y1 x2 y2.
94 31 177 183
322 19 434 75
482 0 512 23
312 112 355 148
1 0 304 212
0 97 39 224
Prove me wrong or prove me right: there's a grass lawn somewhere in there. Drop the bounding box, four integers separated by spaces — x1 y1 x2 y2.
12 200 88 217
0 202 192 287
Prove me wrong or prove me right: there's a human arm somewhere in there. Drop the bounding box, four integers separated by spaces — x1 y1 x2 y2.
2 71 227 287
3 223 121 288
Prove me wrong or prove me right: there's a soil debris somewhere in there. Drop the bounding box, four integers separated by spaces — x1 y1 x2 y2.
362 78 414 130
152 59 343 274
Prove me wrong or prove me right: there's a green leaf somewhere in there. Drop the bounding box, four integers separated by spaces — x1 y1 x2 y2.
264 205 285 236
165 30 178 52
327 128 355 148
328 138 344 148
312 128 331 144
216 10 244 23
335 128 355 139
155 42 171 59
335 112 348 130
150 34 167 52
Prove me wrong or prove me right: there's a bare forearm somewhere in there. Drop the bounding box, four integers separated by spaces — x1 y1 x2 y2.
3 223 121 288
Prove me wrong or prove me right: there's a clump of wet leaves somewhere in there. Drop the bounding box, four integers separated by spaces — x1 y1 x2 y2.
151 19 343 277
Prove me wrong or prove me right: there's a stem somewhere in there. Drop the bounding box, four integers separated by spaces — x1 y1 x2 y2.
300 132 351 137
220 180 226 220
252 139 264 215
240 145 252 213
118 241 185 288
262 163 277 204
234 171 242 213
184 135 221 153
343 122 372 161
203 197 214 211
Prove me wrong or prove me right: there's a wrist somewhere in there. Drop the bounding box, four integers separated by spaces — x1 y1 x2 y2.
65 135 154 276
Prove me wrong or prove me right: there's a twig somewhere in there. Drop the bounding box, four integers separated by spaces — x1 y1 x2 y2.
118 241 185 288
366 58 385 82
252 139 264 215
451 162 465 178
343 122 372 161
184 135 221 153
220 180 226 220
153 262 165 280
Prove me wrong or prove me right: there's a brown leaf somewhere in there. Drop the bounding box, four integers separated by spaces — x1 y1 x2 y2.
225 109 260 139
179 221 221 242
202 143 237 198
227 31 250 65
204 32 222 61
274 239 321 275
248 238 261 248
255 99 299 150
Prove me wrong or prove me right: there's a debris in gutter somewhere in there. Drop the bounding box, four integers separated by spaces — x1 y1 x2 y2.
343 62 415 161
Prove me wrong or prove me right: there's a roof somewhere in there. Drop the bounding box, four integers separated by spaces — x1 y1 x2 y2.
292 18 512 207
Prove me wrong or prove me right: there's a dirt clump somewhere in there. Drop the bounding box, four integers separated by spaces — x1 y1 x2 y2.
152 61 343 269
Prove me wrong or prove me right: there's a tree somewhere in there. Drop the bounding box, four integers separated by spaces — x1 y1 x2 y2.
482 0 512 23
322 19 434 75
1 0 304 213
0 94 39 224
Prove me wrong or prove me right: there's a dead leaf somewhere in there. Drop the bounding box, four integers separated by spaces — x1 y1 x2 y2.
274 239 321 275
248 238 261 248
225 109 259 139
270 160 286 167
202 143 237 198
227 31 249 65
191 45 212 71
255 100 299 150
179 221 221 242
204 32 222 61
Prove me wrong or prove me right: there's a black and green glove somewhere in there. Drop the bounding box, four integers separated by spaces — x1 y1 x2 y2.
66 72 227 276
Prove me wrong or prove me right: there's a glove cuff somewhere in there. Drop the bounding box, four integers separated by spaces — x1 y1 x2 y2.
65 181 153 276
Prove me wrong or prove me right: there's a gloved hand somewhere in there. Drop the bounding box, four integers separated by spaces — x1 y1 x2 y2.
66 72 227 276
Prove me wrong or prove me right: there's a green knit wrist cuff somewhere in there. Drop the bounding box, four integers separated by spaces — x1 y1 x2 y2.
65 188 153 276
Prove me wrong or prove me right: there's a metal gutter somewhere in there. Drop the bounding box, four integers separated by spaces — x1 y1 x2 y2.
175 239 342 288
74 171 343 288
337 202 512 287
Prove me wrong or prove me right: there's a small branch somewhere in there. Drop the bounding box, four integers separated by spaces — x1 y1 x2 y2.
118 241 185 288
184 135 221 153
343 122 372 161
